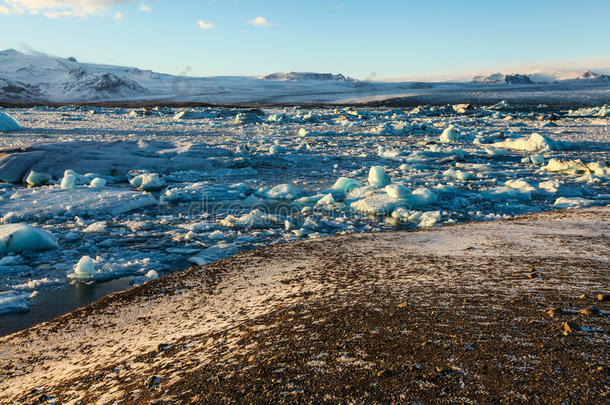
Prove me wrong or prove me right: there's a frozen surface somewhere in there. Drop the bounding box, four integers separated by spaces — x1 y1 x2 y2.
0 103 608 315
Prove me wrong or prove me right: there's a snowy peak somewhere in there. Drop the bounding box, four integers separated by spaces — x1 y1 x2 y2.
261 72 356 82
0 49 149 102
472 73 534 85
576 70 610 83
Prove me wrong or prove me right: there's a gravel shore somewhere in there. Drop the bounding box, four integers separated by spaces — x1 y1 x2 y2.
1 207 608 404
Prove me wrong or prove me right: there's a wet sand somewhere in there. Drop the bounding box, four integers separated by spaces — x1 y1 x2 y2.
0 207 608 404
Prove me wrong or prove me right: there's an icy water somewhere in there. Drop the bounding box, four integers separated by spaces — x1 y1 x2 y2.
0 103 608 330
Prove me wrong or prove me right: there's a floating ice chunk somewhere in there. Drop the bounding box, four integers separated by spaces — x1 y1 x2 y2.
368 166 391 188
89 177 107 188
130 269 159 286
129 173 166 191
440 125 460 143
485 148 508 157
61 174 76 190
208 230 227 240
482 186 531 201
234 112 261 124
0 291 30 314
1 187 156 222
316 193 335 206
0 112 21 132
188 243 239 266
385 184 412 199
553 197 594 209
392 208 442 227
269 145 284 155
26 170 51 186
530 154 545 165
351 193 403 215
220 209 284 228
0 224 57 255
504 179 537 193
332 177 364 193
567 105 610 117
410 187 438 207
543 159 609 177
442 168 474 181
539 179 560 193
258 183 303 200
82 221 107 233
74 256 96 276
493 133 567 152
173 110 208 120
146 269 159 279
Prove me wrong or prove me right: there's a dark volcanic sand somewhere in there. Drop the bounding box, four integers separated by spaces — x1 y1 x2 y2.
0 207 608 404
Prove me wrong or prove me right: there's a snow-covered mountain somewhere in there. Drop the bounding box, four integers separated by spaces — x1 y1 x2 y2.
1 49 609 105
260 72 355 82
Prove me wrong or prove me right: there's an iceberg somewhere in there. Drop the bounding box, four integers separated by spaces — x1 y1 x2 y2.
0 111 21 132
439 125 461 143
129 173 166 191
368 166 391 188
332 177 364 193
553 197 594 209
493 133 567 152
257 183 303 200
0 224 57 255
219 209 284 229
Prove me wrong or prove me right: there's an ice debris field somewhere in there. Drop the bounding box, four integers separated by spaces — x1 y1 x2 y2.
0 103 608 315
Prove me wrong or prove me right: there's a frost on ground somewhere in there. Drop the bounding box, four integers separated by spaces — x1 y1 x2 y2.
0 207 607 403
0 103 608 316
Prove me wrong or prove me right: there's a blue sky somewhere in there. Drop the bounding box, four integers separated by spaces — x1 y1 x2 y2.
1 0 609 79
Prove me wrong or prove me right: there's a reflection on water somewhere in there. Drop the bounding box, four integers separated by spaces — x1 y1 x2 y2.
0 277 132 337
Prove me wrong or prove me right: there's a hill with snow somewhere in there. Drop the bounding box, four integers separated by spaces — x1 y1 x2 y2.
1 49 609 105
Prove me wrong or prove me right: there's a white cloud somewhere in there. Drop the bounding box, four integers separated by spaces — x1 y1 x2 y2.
249 16 270 27
0 0 148 18
113 11 123 21
139 4 150 12
197 20 214 30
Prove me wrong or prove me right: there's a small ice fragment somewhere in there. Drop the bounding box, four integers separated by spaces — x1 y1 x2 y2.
90 177 107 188
385 184 412 199
440 125 460 143
530 154 545 165
61 174 76 190
26 170 51 186
130 173 166 191
74 256 96 275
553 197 593 209
332 177 364 193
145 270 159 280
368 166 391 188
316 193 335 206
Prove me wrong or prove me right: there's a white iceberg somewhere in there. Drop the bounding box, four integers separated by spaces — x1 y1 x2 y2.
368 166 391 188
439 125 461 143
553 197 594 209
220 209 284 228
129 173 166 191
493 133 567 152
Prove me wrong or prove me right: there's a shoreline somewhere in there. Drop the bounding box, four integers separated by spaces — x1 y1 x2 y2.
1 207 608 403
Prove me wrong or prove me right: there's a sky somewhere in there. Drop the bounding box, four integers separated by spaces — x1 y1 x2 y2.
0 0 609 80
